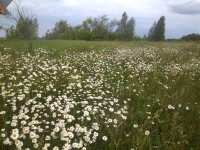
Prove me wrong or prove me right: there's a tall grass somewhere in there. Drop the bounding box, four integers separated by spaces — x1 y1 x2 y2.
0 41 200 149
1 39 199 52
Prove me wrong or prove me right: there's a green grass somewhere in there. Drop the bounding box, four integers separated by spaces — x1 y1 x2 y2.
1 39 138 52
0 40 200 150
1 39 199 52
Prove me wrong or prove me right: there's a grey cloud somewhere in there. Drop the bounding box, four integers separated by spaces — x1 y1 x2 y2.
168 1 200 14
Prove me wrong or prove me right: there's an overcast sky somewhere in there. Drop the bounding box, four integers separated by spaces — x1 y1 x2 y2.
1 0 200 39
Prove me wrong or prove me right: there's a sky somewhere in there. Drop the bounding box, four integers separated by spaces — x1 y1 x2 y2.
1 0 200 39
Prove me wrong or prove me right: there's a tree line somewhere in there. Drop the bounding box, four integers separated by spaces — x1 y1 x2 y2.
3 3 167 41
44 12 137 41
180 33 200 41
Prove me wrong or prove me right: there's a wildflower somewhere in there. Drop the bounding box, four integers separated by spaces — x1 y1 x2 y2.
53 146 59 150
133 124 138 128
145 130 150 135
21 120 27 125
92 124 99 130
0 111 6 115
72 142 79 148
121 115 127 120
29 132 36 139
77 141 83 148
43 143 50 149
23 127 30 134
10 129 19 140
113 119 118 124
109 107 114 112
86 117 91 121
45 135 51 141
102 136 108 141
33 143 38 149
168 104 175 110
83 111 89 116
68 132 74 139
63 143 71 150
54 127 60 132
11 122 17 127
186 106 189 110
108 119 112 123
15 140 23 148
37 93 42 98
93 132 98 137
32 138 37 143
3 138 11 145
12 128 19 133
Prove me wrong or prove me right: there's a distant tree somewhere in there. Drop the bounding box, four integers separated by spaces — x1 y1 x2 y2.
80 17 94 40
143 34 147 40
180 33 200 41
69 25 82 40
154 16 165 41
44 13 134 41
147 16 165 41
116 12 135 41
92 15 112 40
147 21 156 40
72 15 118 41
6 1 39 39
116 12 128 36
125 17 135 40
45 20 71 39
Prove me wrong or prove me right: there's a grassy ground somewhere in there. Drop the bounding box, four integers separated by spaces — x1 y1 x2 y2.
0 40 200 150
1 39 199 52
1 40 140 51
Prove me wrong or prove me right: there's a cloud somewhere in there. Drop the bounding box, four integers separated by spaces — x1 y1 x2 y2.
168 1 200 15
1 0 200 38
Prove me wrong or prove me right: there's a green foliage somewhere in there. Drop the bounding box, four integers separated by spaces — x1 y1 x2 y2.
116 12 128 35
180 33 200 41
116 12 135 41
81 15 112 40
147 21 157 40
148 16 165 41
44 12 135 41
45 16 118 41
6 16 38 40
45 20 71 39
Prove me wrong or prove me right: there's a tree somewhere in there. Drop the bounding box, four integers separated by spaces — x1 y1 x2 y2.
79 17 94 40
116 12 135 41
154 16 165 41
45 20 72 39
147 21 156 40
92 15 111 40
116 12 128 35
6 1 39 39
80 15 117 40
44 13 133 41
6 16 38 39
125 17 135 40
147 16 165 41
180 33 200 41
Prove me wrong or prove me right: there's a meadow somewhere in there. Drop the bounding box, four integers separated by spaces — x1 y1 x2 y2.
0 40 200 150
